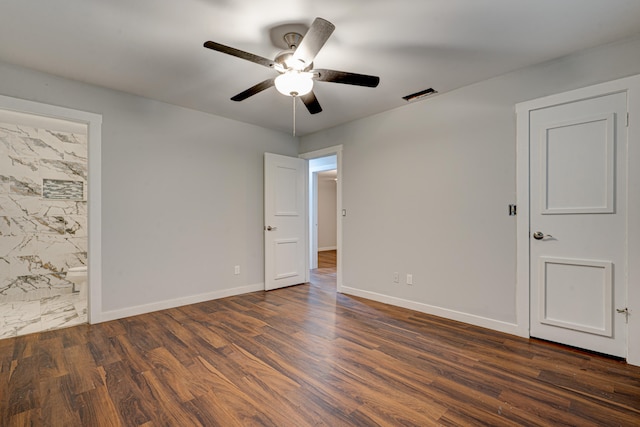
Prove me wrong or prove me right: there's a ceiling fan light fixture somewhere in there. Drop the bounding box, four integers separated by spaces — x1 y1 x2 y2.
204 17 379 115
275 70 314 97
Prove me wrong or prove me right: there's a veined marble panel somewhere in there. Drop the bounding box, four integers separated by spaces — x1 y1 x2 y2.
41 295 79 330
0 275 52 298
64 216 86 237
37 216 68 234
5 245 87 280
0 274 72 301
10 216 69 236
0 217 9 236
66 236 87 254
0 174 41 197
0 123 65 160
0 235 38 257
72 296 88 318
41 251 86 274
9 255 50 277
37 234 87 256
0 300 41 338
0 194 41 216
0 257 8 282
39 159 87 181
5 215 67 237
9 254 78 278
45 129 86 145
0 155 38 185
39 200 87 217
8 215 69 236
7 217 39 235
63 141 87 163
0 293 86 338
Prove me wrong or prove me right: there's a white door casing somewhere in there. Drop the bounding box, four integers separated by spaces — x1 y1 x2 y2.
264 153 308 291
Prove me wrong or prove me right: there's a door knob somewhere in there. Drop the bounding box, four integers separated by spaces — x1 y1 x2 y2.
533 231 552 240
265 225 277 231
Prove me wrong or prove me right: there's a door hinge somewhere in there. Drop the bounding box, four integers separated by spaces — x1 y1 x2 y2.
508 204 517 216
616 307 630 323
627 112 629 127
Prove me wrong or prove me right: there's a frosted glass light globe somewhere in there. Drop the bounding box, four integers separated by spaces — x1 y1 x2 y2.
275 71 314 97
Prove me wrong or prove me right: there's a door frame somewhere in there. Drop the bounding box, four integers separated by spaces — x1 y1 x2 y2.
299 145 343 292
0 94 103 324
516 74 640 366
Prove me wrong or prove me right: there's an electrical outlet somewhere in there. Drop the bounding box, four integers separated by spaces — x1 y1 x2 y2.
406 274 413 285
234 265 240 275
393 272 399 283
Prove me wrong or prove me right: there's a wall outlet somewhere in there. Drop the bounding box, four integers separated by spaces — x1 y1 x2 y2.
234 265 240 275
393 272 399 283
406 274 413 285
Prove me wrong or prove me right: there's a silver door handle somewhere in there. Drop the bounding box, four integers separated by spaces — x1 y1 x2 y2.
265 226 277 231
533 231 552 240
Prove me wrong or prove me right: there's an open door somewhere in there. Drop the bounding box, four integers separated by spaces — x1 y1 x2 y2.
264 153 308 290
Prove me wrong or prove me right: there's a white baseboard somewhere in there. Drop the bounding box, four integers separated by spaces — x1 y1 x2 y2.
318 246 337 251
97 283 264 323
96 282 523 339
340 286 524 337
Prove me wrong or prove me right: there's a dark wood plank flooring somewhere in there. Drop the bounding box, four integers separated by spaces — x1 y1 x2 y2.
1 252 639 426
318 249 337 269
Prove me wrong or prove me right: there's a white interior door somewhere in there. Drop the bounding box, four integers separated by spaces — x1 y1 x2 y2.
264 153 308 291
529 91 628 357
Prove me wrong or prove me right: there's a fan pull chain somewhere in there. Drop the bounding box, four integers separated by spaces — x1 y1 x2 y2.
292 96 296 136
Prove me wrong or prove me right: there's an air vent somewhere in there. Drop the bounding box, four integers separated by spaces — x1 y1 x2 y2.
402 88 438 102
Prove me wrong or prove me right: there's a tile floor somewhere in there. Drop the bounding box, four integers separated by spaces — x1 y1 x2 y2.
0 290 87 339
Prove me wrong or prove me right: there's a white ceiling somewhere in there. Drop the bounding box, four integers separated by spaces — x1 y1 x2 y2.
2 1 640 136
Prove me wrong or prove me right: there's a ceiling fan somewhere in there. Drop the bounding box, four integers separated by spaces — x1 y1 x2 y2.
203 17 380 114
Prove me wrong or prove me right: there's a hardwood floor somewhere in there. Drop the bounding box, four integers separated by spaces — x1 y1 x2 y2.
1 254 639 426
317 249 337 269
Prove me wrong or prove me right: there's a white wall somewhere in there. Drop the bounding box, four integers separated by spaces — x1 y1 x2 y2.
300 35 640 332
317 177 337 250
0 60 297 320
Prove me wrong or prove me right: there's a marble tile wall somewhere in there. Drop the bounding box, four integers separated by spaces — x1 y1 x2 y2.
0 122 87 302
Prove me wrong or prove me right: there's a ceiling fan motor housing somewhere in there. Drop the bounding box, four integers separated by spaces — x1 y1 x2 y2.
283 32 303 49
274 49 313 71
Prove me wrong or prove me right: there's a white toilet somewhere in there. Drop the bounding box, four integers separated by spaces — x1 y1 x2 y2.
66 266 87 299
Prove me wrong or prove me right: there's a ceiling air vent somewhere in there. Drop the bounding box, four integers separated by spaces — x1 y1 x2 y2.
402 88 437 102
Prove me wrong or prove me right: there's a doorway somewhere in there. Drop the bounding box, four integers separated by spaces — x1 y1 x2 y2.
0 110 89 337
0 95 103 334
309 156 337 269
300 146 343 291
